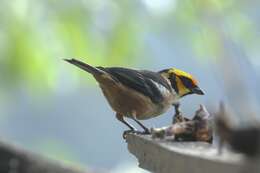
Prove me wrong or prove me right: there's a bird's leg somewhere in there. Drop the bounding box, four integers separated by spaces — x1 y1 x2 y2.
172 103 184 124
132 115 150 134
116 113 136 131
174 103 181 115
116 113 138 139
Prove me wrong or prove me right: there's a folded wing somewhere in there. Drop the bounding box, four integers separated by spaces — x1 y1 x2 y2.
100 67 172 103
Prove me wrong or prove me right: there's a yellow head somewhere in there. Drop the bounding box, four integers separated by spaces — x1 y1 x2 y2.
159 68 204 97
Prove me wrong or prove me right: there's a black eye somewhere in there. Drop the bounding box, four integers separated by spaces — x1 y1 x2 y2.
179 76 196 89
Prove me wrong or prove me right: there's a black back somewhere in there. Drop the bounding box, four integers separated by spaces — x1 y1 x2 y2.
99 67 172 103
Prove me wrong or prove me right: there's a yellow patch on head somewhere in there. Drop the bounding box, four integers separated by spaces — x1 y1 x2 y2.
168 68 198 85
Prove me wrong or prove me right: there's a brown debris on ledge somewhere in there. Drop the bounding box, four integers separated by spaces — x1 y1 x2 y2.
151 104 213 143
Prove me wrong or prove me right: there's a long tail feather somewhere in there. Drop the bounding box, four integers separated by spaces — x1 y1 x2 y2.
64 58 104 75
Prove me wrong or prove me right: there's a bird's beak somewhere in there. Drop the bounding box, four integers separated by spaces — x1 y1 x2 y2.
191 87 204 95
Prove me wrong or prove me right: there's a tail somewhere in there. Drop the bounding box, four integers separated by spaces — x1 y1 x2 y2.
64 58 104 75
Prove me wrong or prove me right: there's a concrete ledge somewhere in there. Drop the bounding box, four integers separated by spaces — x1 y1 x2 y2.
126 134 259 173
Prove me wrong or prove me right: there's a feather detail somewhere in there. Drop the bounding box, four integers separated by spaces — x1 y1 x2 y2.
102 67 172 103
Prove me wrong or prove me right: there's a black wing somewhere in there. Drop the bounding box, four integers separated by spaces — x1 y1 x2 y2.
98 67 171 103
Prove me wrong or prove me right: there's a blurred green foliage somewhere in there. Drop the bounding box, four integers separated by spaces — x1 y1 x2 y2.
0 0 142 91
0 0 259 91
174 0 259 62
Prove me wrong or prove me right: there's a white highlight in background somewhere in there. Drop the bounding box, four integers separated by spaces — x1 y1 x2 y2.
141 0 177 15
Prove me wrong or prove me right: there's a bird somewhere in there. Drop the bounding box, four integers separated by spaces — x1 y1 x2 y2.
64 58 204 136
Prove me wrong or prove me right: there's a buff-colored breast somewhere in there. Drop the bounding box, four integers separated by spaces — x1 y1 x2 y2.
98 78 175 120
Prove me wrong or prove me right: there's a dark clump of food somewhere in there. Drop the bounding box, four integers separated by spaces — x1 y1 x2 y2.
151 105 213 143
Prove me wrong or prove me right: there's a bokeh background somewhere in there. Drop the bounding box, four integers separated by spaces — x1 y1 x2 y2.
0 0 259 172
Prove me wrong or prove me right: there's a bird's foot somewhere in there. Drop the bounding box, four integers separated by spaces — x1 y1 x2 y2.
173 112 185 124
173 103 185 124
142 127 151 135
141 128 151 137
123 129 151 139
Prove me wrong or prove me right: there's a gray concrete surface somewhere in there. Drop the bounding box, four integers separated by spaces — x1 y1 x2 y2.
126 134 260 173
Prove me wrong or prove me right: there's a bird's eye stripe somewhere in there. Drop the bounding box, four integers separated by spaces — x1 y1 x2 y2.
179 76 196 88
